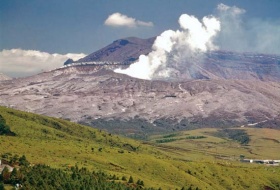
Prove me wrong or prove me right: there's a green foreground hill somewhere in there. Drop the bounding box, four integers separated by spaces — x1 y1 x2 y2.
0 106 280 190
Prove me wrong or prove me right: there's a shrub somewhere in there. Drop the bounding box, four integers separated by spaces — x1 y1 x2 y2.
0 115 15 136
128 176 134 183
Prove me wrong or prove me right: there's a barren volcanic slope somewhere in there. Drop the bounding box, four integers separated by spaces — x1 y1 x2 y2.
0 37 280 137
71 37 155 65
65 37 280 82
0 73 11 81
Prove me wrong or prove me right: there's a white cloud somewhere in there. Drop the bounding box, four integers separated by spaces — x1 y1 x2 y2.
0 49 86 77
104 12 153 27
217 3 246 15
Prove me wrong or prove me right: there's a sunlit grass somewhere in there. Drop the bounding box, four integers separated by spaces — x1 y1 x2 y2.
1 106 280 190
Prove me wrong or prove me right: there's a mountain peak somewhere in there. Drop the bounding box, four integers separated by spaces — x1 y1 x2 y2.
75 37 155 64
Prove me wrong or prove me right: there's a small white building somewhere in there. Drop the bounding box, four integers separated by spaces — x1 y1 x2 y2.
241 158 280 166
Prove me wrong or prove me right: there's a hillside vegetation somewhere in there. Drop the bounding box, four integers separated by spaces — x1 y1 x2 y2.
149 128 280 161
0 106 280 190
0 115 15 136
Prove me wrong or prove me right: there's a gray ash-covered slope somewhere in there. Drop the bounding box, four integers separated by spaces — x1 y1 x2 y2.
0 65 280 137
204 51 280 81
152 50 280 81
1 37 280 137
0 73 11 81
70 37 155 65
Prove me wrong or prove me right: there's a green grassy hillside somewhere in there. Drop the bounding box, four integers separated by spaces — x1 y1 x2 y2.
0 106 280 190
149 128 280 161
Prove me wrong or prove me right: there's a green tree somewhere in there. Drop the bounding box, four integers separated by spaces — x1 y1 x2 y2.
121 176 127 181
19 155 29 167
128 176 134 184
1 167 10 183
9 155 19 166
9 168 18 185
0 182 4 190
0 115 15 136
136 179 144 186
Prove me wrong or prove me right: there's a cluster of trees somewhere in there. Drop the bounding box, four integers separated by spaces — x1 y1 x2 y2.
185 136 206 139
21 165 141 190
1 162 202 190
156 138 178 143
0 115 15 136
0 155 30 190
156 134 206 143
215 129 250 145
1 154 29 167
1 155 161 190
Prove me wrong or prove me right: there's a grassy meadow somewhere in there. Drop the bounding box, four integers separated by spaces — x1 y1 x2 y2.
1 106 280 189
149 127 280 161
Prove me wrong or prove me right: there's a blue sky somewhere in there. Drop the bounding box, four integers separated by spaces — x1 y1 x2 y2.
0 0 280 77
1 0 280 54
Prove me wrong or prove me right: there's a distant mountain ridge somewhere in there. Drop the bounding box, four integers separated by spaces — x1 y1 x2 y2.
1 37 280 136
65 37 280 82
72 37 155 65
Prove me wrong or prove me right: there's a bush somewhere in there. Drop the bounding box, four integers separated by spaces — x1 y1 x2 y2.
0 115 15 136
128 176 134 183
0 182 4 190
214 129 250 144
19 155 30 166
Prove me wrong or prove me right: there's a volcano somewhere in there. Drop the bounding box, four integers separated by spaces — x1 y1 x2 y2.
0 37 280 137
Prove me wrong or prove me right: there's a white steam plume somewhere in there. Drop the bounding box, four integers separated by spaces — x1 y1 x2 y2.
115 4 280 80
115 14 220 80
216 3 280 54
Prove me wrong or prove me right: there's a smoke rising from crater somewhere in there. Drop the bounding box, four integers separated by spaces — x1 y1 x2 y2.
115 4 280 80
115 14 220 80
216 3 280 54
